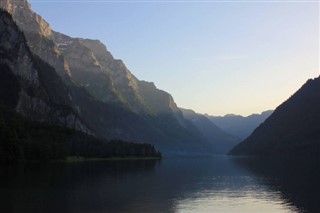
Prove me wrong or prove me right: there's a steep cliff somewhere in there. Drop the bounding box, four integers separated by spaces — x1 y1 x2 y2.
0 0 184 117
0 0 224 155
0 0 71 79
52 33 185 117
0 10 90 134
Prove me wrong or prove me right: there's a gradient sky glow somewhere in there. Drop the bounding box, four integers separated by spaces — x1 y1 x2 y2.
30 0 319 116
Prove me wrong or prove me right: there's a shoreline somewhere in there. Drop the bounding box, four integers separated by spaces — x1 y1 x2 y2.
59 156 162 163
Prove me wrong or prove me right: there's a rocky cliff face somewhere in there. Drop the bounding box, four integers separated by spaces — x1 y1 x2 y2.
0 10 91 134
0 0 229 155
0 0 183 117
0 0 71 78
0 0 51 37
52 33 184 116
0 13 39 85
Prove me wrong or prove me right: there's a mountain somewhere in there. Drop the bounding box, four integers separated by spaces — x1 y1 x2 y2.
0 8 90 133
0 0 186 117
229 77 320 156
207 110 273 139
0 9 161 162
0 0 224 155
180 108 240 154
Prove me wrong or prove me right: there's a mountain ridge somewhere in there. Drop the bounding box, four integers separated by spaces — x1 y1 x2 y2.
0 0 235 155
207 110 273 139
180 108 240 154
229 77 320 156
0 0 182 116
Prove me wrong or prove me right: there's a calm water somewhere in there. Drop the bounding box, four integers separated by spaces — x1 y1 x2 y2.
0 156 319 213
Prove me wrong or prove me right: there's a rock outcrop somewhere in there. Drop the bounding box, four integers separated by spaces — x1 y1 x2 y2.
0 0 71 79
0 10 91 134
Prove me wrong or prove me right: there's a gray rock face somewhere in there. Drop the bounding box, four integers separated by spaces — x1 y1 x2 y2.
1 0 183 117
57 37 124 105
0 0 50 37
55 34 177 115
0 13 39 85
1 0 231 155
0 10 92 134
0 0 71 78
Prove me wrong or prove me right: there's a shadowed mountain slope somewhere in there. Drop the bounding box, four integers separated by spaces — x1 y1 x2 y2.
181 108 240 154
229 77 320 156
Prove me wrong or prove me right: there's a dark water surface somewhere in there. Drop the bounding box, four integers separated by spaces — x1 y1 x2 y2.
0 156 319 213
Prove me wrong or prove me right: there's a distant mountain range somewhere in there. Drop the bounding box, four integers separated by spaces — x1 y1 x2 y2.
207 110 273 139
0 0 235 155
180 108 239 154
229 77 320 156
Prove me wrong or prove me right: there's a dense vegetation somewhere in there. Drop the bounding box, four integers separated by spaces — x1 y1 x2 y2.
229 77 320 156
0 106 161 162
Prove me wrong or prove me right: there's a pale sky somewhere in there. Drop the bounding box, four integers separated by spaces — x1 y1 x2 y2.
30 0 319 116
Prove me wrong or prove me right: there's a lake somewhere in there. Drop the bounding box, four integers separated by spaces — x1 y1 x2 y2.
0 156 319 213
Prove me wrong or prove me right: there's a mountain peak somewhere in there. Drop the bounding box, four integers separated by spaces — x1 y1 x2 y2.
0 0 31 13
0 0 52 37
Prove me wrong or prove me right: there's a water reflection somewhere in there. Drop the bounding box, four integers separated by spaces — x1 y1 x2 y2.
233 157 320 213
168 157 298 213
0 160 160 213
0 156 318 212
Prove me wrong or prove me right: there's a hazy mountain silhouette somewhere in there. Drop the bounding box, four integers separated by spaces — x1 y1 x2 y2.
207 110 273 139
180 108 240 154
229 77 320 156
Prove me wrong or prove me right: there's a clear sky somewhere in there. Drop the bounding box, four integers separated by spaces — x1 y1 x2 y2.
30 0 319 116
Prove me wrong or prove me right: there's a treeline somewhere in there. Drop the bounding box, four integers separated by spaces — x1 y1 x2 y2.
0 106 161 162
66 138 161 159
